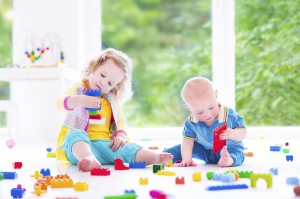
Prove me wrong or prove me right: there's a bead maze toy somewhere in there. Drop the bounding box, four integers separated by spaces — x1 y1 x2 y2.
213 123 227 154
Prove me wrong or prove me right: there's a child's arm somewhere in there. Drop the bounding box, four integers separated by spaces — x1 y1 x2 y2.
219 127 246 141
179 139 197 167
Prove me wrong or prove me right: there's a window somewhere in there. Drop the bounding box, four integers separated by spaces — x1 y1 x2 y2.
235 1 300 126
102 0 212 127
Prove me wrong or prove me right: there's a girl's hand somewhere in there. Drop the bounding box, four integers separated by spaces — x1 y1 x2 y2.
109 136 126 152
80 95 101 109
179 159 197 167
219 128 235 140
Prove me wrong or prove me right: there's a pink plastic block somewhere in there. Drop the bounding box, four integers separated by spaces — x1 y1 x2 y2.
6 138 15 148
91 168 111 176
213 123 227 154
114 158 129 170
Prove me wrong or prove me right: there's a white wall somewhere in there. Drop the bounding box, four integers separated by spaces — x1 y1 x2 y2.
11 0 101 141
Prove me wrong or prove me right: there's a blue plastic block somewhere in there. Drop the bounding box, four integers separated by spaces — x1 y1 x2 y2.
40 168 51 176
124 190 136 194
129 162 146 169
11 188 25 198
46 147 52 152
86 89 102 96
221 174 235 183
269 168 278 175
207 184 248 191
1 171 17 179
286 177 299 185
270 146 281 151
286 155 293 161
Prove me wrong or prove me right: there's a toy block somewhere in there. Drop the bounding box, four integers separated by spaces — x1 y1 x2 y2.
270 145 281 151
1 171 18 179
139 177 148 185
221 174 235 183
46 147 52 152
89 114 102 120
13 162 22 169
286 177 299 186
88 110 98 116
282 148 290 153
192 172 202 181
236 171 253 178
213 173 223 181
30 170 43 179
286 155 293 161
51 178 74 188
104 194 137 199
245 152 253 157
47 152 56 158
294 186 300 196
269 168 278 175
38 176 53 185
40 168 51 176
213 123 227 154
124 190 136 194
228 168 238 172
148 146 159 150
114 158 129 170
175 176 185 184
90 118 105 124
207 184 248 191
206 171 214 180
0 172 3 180
86 105 102 111
32 185 46 196
285 142 289 146
86 89 102 96
165 160 173 167
6 138 15 148
91 168 111 176
250 173 273 188
149 190 168 199
156 170 176 176
55 174 70 179
74 182 89 191
35 182 48 191
11 187 26 198
129 162 146 169
153 164 164 173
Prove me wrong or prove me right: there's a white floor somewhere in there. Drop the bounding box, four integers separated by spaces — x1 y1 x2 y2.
0 138 299 199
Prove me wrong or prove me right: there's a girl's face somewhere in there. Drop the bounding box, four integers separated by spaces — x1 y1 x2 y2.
88 59 125 94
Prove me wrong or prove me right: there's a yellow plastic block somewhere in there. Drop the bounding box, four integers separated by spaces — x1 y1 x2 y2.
32 185 46 196
165 160 173 167
47 152 57 158
30 170 43 179
139 177 148 185
74 182 89 191
250 173 272 189
156 170 176 176
51 178 74 188
192 172 202 181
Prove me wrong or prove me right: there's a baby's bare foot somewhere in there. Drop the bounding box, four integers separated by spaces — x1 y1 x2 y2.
157 153 173 165
218 146 234 167
77 155 101 172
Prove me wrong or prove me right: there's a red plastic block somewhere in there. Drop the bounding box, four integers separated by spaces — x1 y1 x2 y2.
91 168 111 176
213 123 227 154
114 158 129 170
13 162 22 169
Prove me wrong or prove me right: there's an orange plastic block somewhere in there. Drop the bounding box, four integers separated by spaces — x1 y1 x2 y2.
148 146 159 150
51 178 74 188
175 176 185 184
55 174 70 179
35 182 48 191
139 177 148 185
74 182 89 191
245 152 254 157
38 176 53 185
114 158 129 170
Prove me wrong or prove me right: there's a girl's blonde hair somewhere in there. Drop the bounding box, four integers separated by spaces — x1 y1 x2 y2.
82 48 133 102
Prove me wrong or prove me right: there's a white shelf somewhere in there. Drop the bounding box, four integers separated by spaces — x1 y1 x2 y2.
0 67 80 82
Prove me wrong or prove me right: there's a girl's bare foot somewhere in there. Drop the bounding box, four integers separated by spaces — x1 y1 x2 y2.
218 146 234 167
77 155 101 172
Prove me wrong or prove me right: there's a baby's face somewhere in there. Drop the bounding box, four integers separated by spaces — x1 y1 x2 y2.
186 93 220 126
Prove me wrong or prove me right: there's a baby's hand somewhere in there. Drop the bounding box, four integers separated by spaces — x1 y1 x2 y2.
109 136 125 152
179 159 197 167
219 128 235 140
80 96 101 109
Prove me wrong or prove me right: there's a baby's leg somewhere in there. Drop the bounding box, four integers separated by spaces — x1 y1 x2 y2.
218 146 234 167
72 141 101 171
135 149 173 165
